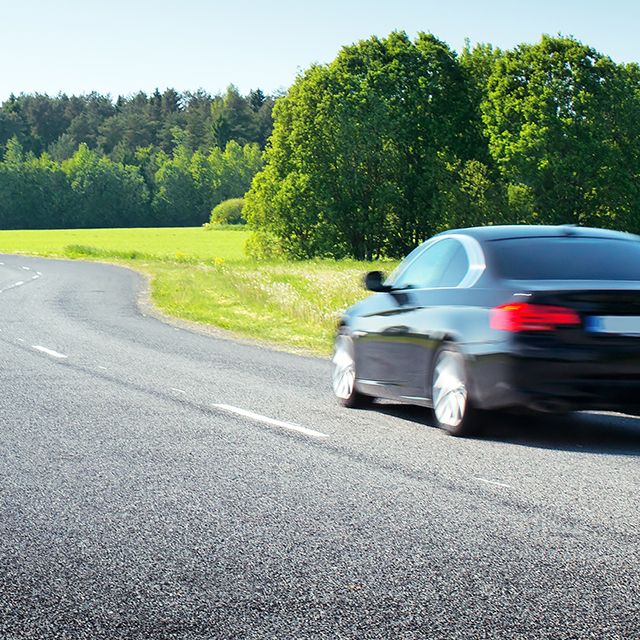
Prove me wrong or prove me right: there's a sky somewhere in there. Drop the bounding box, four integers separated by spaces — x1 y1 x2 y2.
1 0 638 102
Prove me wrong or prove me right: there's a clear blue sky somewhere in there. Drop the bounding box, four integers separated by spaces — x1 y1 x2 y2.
1 0 638 102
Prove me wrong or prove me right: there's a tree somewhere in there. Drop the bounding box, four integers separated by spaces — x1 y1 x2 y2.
162 88 181 116
214 140 264 202
19 93 72 147
62 144 151 228
249 89 266 112
48 133 77 162
211 85 256 148
481 35 640 230
0 109 28 158
245 31 485 259
183 89 215 152
0 137 73 229
152 130 218 226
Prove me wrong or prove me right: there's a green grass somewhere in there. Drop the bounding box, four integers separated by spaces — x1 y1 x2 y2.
0 226 397 354
0 226 246 262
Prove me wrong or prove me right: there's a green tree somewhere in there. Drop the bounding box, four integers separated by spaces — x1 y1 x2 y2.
152 130 218 226
211 85 261 148
62 144 150 227
0 137 73 229
48 133 77 162
214 140 264 202
481 35 640 230
0 110 27 158
183 89 215 153
152 130 262 226
244 64 334 258
20 93 72 148
245 31 485 259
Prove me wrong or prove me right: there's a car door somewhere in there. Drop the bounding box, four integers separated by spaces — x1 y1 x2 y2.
353 238 467 398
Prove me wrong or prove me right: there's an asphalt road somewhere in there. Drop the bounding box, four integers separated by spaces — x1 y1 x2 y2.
1 254 639 639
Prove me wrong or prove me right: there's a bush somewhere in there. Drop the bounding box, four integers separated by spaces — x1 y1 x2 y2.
209 198 246 225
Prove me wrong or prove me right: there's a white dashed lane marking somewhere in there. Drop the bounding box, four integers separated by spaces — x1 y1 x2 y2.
2 264 326 441
0 266 40 293
32 345 68 359
213 403 329 438
475 477 512 488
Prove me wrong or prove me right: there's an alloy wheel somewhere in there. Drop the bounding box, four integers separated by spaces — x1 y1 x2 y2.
332 334 356 400
432 349 468 429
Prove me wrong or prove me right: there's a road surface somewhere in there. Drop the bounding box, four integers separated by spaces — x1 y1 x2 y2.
1 254 639 639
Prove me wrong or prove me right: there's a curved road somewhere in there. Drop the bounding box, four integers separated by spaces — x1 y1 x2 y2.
1 255 639 639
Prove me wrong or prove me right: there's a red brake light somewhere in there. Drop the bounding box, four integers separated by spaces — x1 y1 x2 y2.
490 303 581 332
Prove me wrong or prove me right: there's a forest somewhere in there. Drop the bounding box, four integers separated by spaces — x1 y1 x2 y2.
0 87 273 228
3 32 640 259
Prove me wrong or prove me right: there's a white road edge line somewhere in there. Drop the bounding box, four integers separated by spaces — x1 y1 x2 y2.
32 345 68 359
475 477 511 488
213 403 329 438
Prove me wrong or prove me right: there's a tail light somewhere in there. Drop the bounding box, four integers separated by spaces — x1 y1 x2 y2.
490 302 581 332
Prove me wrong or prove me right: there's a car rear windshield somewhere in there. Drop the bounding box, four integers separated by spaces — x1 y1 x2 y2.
488 236 640 280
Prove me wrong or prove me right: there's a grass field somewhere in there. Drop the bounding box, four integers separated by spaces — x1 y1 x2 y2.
0 227 397 354
0 226 248 262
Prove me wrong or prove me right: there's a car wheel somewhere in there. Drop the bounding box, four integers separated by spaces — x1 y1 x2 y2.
332 331 373 408
431 345 480 437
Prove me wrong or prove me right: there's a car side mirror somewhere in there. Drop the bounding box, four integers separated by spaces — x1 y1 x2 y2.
363 271 392 292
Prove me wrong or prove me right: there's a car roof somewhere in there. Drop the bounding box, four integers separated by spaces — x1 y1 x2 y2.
438 224 640 243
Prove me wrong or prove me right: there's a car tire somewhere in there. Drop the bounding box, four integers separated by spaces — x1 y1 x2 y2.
431 345 481 437
332 330 373 409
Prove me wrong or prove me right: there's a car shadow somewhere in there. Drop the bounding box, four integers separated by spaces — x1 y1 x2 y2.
372 401 640 456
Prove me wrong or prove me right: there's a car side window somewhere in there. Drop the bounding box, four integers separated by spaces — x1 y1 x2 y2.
393 239 465 289
438 244 469 288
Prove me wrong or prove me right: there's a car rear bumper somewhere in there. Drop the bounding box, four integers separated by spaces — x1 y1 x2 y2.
468 341 640 415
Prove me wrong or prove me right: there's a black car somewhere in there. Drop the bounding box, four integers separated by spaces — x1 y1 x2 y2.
331 225 640 436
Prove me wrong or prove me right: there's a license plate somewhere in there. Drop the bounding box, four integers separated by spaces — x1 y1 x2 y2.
585 316 640 335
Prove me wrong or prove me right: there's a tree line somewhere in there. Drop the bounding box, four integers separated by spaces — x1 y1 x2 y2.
244 33 640 259
3 34 640 247
0 87 272 228
0 86 275 160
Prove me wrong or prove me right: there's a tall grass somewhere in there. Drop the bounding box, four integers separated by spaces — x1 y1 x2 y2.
0 227 397 354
